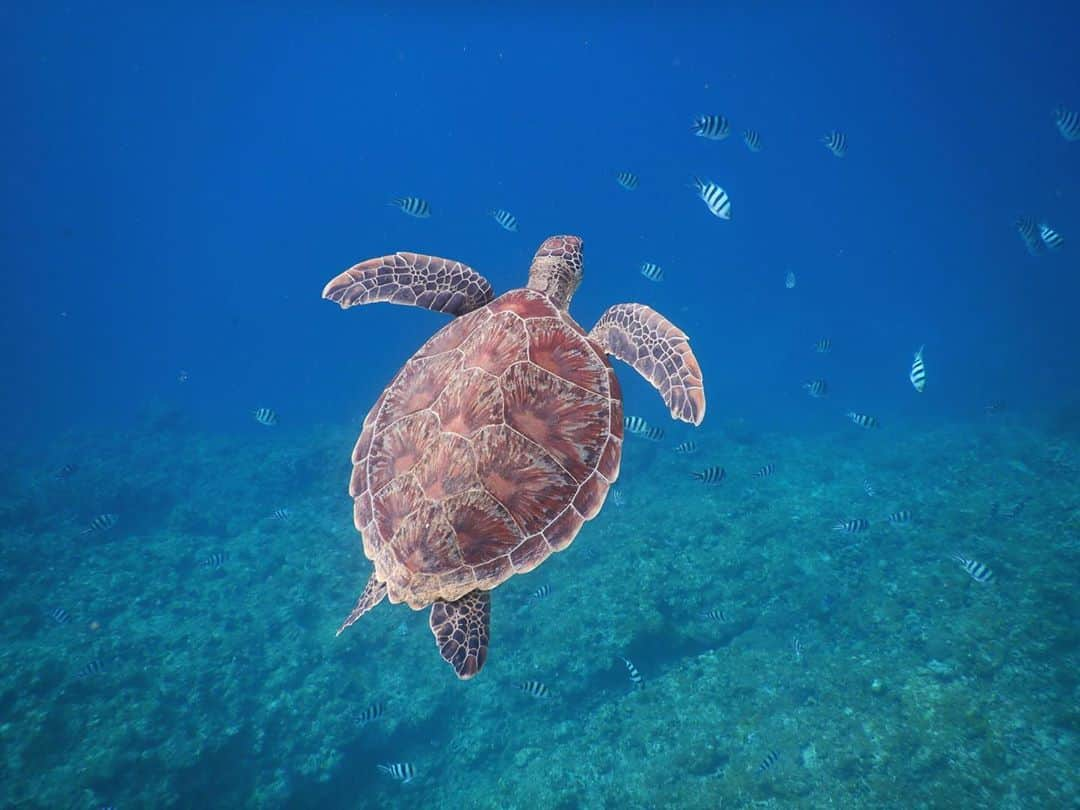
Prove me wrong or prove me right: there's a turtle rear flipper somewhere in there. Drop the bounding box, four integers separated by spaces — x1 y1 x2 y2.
336 572 387 636
429 590 490 679
590 303 706 425
323 252 495 316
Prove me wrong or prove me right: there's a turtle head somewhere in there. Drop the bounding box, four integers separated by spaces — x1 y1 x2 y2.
527 235 583 310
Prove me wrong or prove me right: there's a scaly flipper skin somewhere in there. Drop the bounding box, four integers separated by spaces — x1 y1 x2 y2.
336 572 387 636
429 590 491 679
322 252 496 316
590 303 706 425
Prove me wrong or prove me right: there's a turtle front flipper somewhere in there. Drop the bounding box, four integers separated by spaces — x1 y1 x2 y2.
323 252 495 316
590 303 706 425
336 572 387 637
428 590 491 679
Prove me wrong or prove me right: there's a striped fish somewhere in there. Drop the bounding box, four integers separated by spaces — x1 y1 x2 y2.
377 762 416 783
530 584 551 601
743 129 762 152
76 658 105 679
803 379 828 398
50 607 71 625
813 338 832 353
691 113 731 140
1054 106 1080 141
640 261 664 282
623 415 664 441
847 411 879 428
887 510 911 525
673 440 698 454
691 466 725 484
951 553 994 583
82 513 118 535
692 177 731 219
785 271 796 289
833 518 869 533
615 170 639 191
610 487 626 507
355 701 386 726
863 479 876 497
753 463 776 478
700 608 729 623
490 208 518 232
620 656 643 687
1039 222 1064 251
909 346 926 393
271 508 290 521
757 749 781 774
389 197 431 218
1016 217 1044 255
201 551 228 569
516 680 551 698
253 407 277 426
822 130 847 157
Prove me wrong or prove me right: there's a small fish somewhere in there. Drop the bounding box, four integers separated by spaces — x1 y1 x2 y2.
1054 105 1080 141
81 514 118 535
54 463 77 479
753 463 776 478
822 130 847 157
355 701 386 726
887 510 911 525
610 488 626 507
758 749 781 774
50 607 71 625
673 440 698 454
253 407 278 426
791 636 803 661
813 338 832 353
863 479 876 497
75 658 105 679
270 508 290 521
201 551 228 569
1039 222 1064 251
743 129 762 152
833 518 869 533
489 208 519 232
178 370 190 383
620 656 643 687
623 416 664 441
699 608 729 623
691 466 725 484
847 411 879 429
615 170 639 191
377 762 416 783
530 584 551 601
909 346 926 393
1016 217 1044 256
785 270 796 289
389 197 431 218
691 177 731 219
691 113 731 140
803 379 828 398
640 261 664 282
984 400 1006 415
516 680 551 698
951 553 994 583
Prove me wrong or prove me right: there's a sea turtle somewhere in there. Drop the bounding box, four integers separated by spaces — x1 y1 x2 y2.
322 235 705 679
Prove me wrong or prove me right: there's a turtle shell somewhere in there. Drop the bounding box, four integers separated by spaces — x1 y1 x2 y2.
350 288 623 609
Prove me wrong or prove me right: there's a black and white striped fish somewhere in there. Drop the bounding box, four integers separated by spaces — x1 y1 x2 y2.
951 553 994 583
616 170 639 191
909 346 926 393
813 338 832 353
822 130 847 157
785 270 796 289
743 129 762 152
691 113 731 140
489 208 518 232
377 762 416 783
1039 222 1064 251
253 407 278 426
673 440 698 454
389 197 431 218
516 680 551 698
833 518 869 533
1054 106 1080 141
1016 217 1044 255
49 607 71 625
201 551 228 569
623 415 664 441
753 463 775 478
863 479 876 497
640 262 664 282
75 658 105 678
757 749 781 774
887 510 911 525
355 701 386 726
530 584 551 601
700 608 729 623
610 487 626 507
620 656 643 687
82 513 118 535
691 466 725 484
271 508 290 521
847 411 879 428
803 379 828 398
691 177 731 219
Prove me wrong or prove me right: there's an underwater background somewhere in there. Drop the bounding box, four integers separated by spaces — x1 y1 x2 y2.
2 2 1078 808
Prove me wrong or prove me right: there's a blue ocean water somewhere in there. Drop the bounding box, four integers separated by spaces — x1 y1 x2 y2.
2 3 1078 808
